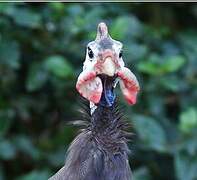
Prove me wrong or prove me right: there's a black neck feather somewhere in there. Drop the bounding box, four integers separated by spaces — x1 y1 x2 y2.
74 98 132 153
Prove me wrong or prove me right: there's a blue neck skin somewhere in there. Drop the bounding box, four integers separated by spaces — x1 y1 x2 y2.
99 89 116 107
98 76 116 107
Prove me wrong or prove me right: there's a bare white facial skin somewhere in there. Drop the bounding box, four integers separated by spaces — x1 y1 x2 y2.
83 39 123 75
76 22 140 106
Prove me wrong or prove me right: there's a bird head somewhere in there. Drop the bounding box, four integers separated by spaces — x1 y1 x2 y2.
76 22 140 106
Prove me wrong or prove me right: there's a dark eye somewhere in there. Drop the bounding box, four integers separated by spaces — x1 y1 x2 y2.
87 47 94 59
119 50 123 58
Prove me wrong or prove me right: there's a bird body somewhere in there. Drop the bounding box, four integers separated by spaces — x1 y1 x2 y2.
49 22 140 180
49 101 132 180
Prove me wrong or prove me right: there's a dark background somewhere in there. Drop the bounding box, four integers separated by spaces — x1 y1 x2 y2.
0 3 196 180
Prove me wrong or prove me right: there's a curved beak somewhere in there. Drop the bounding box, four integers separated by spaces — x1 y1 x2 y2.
94 49 118 77
102 56 116 77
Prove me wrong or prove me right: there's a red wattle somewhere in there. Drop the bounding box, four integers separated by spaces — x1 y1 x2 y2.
117 67 140 105
76 70 102 104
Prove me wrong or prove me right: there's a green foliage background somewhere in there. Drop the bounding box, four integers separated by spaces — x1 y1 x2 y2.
0 3 196 180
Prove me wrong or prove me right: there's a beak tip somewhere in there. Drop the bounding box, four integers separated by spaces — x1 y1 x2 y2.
102 57 116 77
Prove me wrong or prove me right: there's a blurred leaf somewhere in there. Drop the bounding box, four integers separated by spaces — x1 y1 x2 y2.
138 55 186 75
133 167 151 180
26 62 48 91
137 54 162 75
67 4 84 16
133 115 167 152
111 16 142 40
17 170 51 180
13 136 40 160
111 17 130 39
162 41 180 56
45 55 73 78
182 134 197 156
0 109 14 137
125 43 148 63
146 95 164 117
0 40 20 69
47 147 65 167
0 3 10 13
5 7 41 28
175 152 197 180
163 55 186 73
179 107 197 134
159 76 185 92
0 165 5 180
49 2 64 12
0 139 16 160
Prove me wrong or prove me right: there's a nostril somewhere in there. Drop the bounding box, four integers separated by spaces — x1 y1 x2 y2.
104 56 113 62
100 50 114 61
